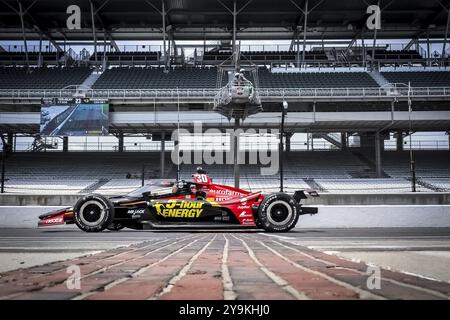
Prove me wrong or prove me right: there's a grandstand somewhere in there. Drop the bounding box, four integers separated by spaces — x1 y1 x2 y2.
92 67 219 89
0 0 450 196
380 71 450 87
1 150 448 195
0 67 91 89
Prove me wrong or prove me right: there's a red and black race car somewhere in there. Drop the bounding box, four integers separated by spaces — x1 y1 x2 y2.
38 169 319 232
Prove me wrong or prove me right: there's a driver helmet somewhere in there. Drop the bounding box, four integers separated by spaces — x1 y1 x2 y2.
172 180 188 194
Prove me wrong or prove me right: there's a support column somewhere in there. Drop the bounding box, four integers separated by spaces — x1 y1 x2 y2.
160 132 165 178
371 0 380 71
1 134 9 193
233 118 240 189
1 141 5 194
306 132 310 151
279 109 286 192
443 6 450 58
63 136 69 152
103 29 107 69
7 133 13 147
301 0 308 69
361 29 366 68
162 0 167 70
448 132 450 150
90 0 98 65
18 2 29 69
38 33 43 67
285 133 291 152
396 131 404 151
118 133 124 152
13 134 16 152
232 0 237 67
296 28 300 68
375 132 382 178
427 30 431 66
341 132 347 150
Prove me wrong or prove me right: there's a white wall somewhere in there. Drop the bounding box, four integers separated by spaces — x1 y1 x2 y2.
298 205 450 228
0 205 449 229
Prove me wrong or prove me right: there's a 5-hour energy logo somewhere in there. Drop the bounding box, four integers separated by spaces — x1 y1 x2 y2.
154 200 204 218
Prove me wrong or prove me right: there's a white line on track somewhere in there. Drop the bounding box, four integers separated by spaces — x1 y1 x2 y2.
258 233 450 240
73 235 202 300
151 235 217 300
231 234 309 300
253 238 386 300
0 237 187 300
221 235 237 300
260 234 450 297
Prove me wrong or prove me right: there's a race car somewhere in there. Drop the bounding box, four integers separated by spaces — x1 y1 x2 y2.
38 169 319 232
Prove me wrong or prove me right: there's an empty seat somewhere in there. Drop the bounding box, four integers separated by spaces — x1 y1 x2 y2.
0 67 92 89
93 67 219 89
381 71 450 87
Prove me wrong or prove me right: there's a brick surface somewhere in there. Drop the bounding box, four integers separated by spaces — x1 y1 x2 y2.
241 236 360 299
227 236 295 300
160 237 224 300
258 235 449 300
1 233 450 300
85 237 208 299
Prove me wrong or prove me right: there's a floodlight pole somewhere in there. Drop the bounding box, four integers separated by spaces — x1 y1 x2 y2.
301 0 308 69
160 132 165 178
233 0 237 68
90 1 98 65
1 135 6 194
361 29 366 68
1 149 4 194
176 87 180 181
443 5 450 58
407 82 416 192
38 33 43 68
280 101 288 192
233 117 240 189
18 1 29 70
371 0 380 71
162 0 167 71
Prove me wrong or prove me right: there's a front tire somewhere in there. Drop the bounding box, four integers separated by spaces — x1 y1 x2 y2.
257 193 299 232
73 194 114 232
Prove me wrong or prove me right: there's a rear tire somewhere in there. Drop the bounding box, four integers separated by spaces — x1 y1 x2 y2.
73 194 114 232
257 193 299 232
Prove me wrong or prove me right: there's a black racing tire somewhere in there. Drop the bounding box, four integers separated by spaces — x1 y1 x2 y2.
257 193 300 232
255 219 264 229
106 222 125 231
73 194 115 232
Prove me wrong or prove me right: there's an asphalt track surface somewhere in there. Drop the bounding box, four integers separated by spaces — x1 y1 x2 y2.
52 104 107 136
0 227 449 300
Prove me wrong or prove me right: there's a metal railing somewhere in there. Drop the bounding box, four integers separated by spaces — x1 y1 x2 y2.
269 58 450 70
1 86 450 100
11 140 449 153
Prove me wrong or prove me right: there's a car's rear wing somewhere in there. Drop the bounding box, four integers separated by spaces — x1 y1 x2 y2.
293 190 319 203
293 190 319 216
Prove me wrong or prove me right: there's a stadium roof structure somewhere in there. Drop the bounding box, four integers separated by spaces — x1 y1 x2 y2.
0 0 449 42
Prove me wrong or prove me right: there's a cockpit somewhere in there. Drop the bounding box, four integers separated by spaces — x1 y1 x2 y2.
126 168 209 199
